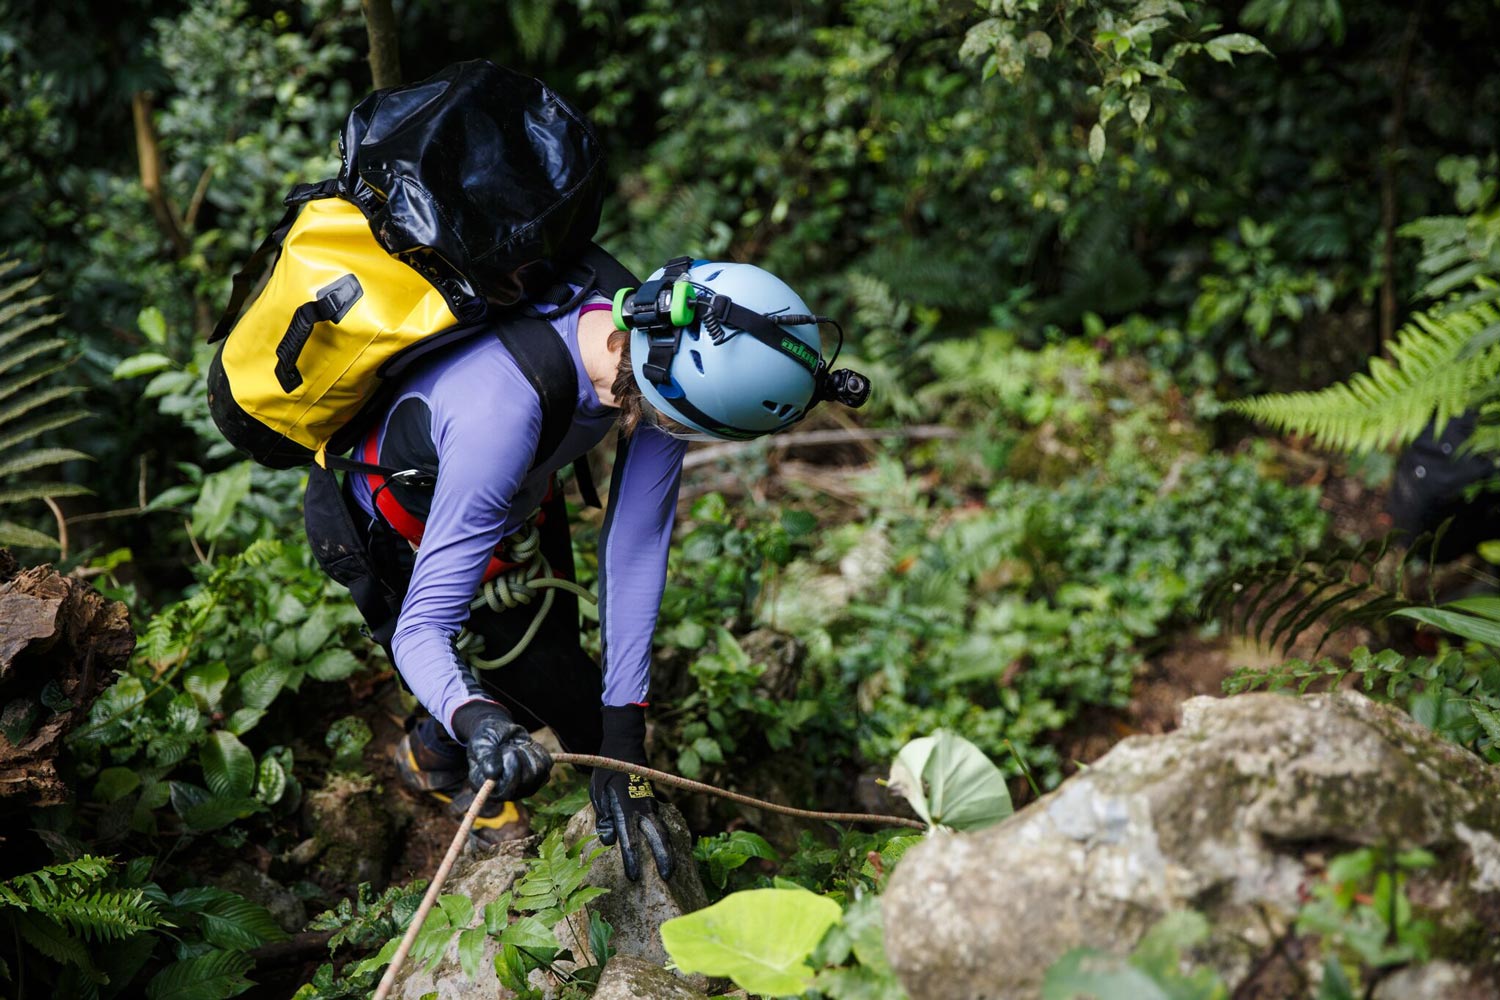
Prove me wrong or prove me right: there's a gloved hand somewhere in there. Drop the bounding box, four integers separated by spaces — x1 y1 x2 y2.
590 705 674 882
452 701 552 801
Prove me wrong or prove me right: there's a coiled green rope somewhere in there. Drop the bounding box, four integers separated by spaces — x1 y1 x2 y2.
454 521 597 670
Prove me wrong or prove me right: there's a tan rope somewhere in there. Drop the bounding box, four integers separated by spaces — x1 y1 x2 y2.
372 777 496 1000
552 752 926 830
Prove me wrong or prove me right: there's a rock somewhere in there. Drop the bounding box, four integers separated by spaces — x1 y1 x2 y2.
306 773 397 888
882 692 1500 999
393 841 531 1000
564 802 710 977
592 954 707 999
0 561 134 808
213 861 307 934
1372 960 1493 1000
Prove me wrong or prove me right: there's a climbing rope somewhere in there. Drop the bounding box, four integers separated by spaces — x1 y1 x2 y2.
371 754 925 1000
454 521 597 670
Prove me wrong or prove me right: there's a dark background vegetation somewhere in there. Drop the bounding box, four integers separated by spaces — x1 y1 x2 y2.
3 0 1500 996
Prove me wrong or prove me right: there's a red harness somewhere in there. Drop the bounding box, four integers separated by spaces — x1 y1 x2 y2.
360 425 551 584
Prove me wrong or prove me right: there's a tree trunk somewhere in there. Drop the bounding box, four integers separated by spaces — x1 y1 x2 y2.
361 0 403 91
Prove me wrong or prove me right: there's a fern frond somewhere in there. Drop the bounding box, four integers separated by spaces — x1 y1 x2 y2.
0 334 65 374
0 384 87 429
0 295 53 334
1201 530 1424 653
0 447 93 479
46 890 164 941
0 521 63 549
0 269 40 305
1232 289 1500 452
0 410 92 453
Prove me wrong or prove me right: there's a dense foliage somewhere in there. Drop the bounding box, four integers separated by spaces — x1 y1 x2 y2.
4 0 1500 996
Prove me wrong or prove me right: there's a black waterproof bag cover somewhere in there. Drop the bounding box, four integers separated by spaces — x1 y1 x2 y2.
338 59 606 304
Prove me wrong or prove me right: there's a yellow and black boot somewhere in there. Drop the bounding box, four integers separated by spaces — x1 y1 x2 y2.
394 719 531 846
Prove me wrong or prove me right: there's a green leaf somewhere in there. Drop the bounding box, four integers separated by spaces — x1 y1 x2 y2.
1089 123 1106 164
0 447 92 478
306 648 361 682
138 306 168 345
497 913 560 954
198 892 288 950
146 949 255 1000
1478 540 1500 564
184 663 230 713
458 926 488 980
255 754 288 805
888 729 1013 830
238 662 291 710
180 796 264 832
0 520 60 550
1129 90 1151 126
436 894 473 930
94 767 141 803
201 731 256 798
1392 606 1500 647
112 353 175 380
1203 32 1270 63
191 462 253 542
660 887 842 996
1042 948 1173 999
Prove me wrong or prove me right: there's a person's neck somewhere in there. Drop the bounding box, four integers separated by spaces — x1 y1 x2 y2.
578 308 622 408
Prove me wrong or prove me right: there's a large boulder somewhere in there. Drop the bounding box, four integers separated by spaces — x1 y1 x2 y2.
393 841 530 1000
883 692 1500 999
564 802 710 975
592 954 708 1000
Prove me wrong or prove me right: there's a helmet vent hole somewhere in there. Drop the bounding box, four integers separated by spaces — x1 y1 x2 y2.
776 403 794 417
690 350 704 374
762 399 779 413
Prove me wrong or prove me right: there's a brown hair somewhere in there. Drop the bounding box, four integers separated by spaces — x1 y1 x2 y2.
609 328 646 436
608 327 696 439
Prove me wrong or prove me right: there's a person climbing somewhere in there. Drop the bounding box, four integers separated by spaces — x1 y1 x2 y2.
359 257 871 879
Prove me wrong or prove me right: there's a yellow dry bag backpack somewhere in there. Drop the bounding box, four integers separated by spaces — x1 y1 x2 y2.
207 60 608 471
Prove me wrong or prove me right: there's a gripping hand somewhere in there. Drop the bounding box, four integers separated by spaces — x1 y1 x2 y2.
590 705 674 881
453 701 552 801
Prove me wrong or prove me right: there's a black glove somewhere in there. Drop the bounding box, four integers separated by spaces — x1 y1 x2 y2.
453 701 552 801
590 705 674 882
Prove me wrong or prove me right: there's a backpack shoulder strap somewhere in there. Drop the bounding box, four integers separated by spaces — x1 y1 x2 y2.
494 315 577 470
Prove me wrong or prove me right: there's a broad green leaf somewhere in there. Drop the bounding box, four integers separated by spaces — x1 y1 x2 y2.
184 662 230 713
660 888 842 996
226 708 265 735
191 462 253 542
1478 540 1500 564
888 730 1013 831
1443 596 1500 623
180 795 264 832
436 894 473 930
498 914 560 953
1041 948 1173 999
307 648 361 682
1089 124 1106 163
1129 90 1151 126
1393 606 1500 647
112 353 175 380
94 767 141 803
255 754 287 805
201 730 255 797
458 927 488 980
146 949 254 1000
198 892 288 950
138 306 168 345
238 661 291 710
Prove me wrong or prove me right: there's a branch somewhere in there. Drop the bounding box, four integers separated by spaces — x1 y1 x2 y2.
681 425 960 471
360 0 403 90
131 92 190 258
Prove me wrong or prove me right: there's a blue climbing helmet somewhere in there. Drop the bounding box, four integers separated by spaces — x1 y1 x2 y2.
612 257 870 440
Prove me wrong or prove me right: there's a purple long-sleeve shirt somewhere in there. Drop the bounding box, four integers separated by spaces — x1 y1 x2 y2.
350 300 687 738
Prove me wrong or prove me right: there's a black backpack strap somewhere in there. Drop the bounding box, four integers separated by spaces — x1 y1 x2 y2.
304 463 401 642
577 242 639 295
494 316 577 470
210 179 341 344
